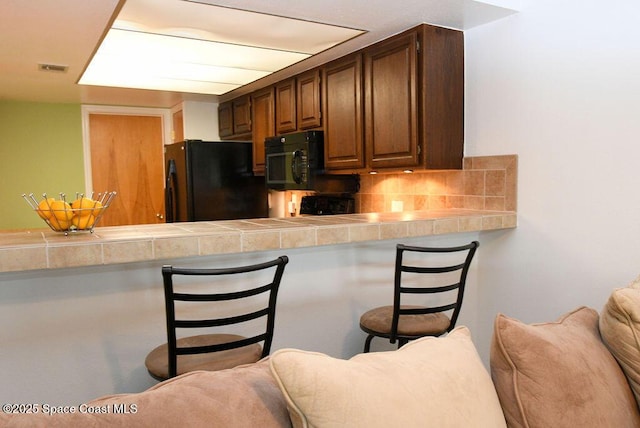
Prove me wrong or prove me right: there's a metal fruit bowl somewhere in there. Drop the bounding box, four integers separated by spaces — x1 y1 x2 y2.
22 192 117 235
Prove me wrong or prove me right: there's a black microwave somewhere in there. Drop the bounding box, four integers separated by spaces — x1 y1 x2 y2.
265 131 324 190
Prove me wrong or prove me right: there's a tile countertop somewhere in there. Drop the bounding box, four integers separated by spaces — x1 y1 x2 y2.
0 209 516 273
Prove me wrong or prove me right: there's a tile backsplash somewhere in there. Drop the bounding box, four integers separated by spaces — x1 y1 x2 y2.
355 154 517 213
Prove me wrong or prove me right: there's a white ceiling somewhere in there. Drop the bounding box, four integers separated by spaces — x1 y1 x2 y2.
1 0 521 108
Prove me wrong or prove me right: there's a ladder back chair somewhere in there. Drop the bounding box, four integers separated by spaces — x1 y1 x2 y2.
359 241 479 352
145 255 289 381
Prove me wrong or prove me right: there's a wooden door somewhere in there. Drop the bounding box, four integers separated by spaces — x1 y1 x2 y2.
88 114 165 226
364 31 419 170
251 86 275 175
322 54 364 170
172 109 184 143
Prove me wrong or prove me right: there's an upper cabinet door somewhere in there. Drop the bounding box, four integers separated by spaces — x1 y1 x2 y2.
275 78 297 134
233 95 252 136
322 54 365 171
364 31 419 170
218 101 233 138
297 69 322 130
251 86 275 174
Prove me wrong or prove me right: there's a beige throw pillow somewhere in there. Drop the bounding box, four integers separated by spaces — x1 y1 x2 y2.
491 306 640 428
269 326 506 428
600 275 640 407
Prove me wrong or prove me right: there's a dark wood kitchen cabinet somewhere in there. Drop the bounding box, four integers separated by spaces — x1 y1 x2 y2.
219 23 463 171
364 25 463 171
419 24 464 170
275 78 297 134
218 95 252 140
364 31 419 170
251 86 275 174
217 101 233 138
322 53 365 170
275 70 321 134
232 95 252 136
297 69 322 130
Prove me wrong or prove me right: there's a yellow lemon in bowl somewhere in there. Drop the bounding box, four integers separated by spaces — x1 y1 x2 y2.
72 214 96 230
50 218 72 231
90 200 103 216
36 198 55 220
50 200 73 221
71 197 93 210
71 197 103 217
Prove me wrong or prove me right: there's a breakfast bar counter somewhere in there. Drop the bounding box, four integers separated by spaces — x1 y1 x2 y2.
0 209 516 273
0 207 516 406
0 156 519 406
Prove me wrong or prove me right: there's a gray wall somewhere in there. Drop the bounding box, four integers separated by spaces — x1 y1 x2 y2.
465 0 640 358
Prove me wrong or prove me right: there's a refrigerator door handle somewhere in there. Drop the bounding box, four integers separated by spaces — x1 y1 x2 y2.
165 159 178 223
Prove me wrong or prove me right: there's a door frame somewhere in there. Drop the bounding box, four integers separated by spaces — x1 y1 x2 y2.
80 105 172 195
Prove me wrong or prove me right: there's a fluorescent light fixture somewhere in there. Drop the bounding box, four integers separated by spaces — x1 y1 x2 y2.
79 0 365 95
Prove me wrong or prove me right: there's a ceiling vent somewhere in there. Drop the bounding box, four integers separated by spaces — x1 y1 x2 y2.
38 63 68 73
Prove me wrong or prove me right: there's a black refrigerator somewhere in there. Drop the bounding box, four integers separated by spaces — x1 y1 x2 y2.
165 140 268 222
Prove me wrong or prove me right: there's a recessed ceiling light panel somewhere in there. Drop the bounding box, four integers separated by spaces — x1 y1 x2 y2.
78 0 365 95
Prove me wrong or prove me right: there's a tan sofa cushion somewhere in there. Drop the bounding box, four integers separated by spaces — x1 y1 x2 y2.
0 358 291 428
269 326 506 428
491 306 640 428
600 274 640 406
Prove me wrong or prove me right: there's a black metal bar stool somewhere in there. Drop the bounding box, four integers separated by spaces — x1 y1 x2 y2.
145 255 289 381
360 242 478 352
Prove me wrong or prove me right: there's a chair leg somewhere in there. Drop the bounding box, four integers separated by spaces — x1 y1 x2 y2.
364 335 374 353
